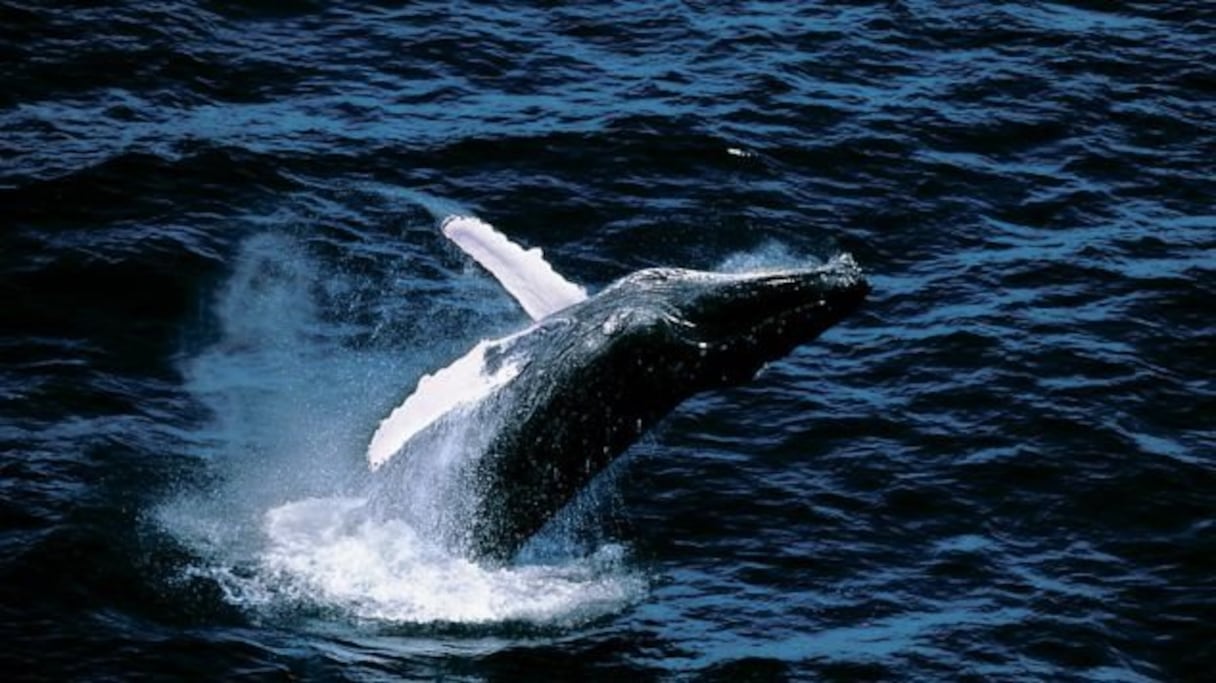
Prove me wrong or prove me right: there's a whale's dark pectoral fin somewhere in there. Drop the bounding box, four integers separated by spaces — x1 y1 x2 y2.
442 216 588 321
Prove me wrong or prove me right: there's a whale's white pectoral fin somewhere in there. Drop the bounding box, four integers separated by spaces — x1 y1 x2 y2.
368 217 572 471
441 215 587 321
367 337 525 471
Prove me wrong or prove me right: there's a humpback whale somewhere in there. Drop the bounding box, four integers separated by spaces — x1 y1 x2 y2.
368 217 869 562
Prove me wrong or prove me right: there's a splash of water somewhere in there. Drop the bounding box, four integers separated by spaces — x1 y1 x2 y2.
200 497 641 625
160 228 644 626
717 240 817 273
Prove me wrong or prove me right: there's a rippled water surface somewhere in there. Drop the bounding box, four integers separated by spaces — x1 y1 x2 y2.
2 1 1213 680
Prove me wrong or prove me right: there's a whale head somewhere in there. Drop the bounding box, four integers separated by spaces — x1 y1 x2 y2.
597 253 870 388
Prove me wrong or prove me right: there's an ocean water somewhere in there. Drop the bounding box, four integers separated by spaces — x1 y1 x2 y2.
2 1 1213 680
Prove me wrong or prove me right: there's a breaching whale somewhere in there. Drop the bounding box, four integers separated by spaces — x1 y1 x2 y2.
368 217 870 562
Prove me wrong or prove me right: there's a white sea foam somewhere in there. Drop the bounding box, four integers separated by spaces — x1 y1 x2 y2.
201 495 642 625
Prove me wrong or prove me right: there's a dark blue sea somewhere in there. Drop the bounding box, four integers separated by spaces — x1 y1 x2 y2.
2 1 1213 680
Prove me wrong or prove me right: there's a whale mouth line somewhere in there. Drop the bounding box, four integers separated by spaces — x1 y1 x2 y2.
683 269 869 351
674 298 830 353
749 299 833 336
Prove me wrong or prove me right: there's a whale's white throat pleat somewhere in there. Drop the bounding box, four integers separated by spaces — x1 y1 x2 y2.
441 215 587 321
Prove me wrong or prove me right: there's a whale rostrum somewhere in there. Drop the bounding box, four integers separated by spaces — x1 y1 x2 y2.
369 217 870 562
